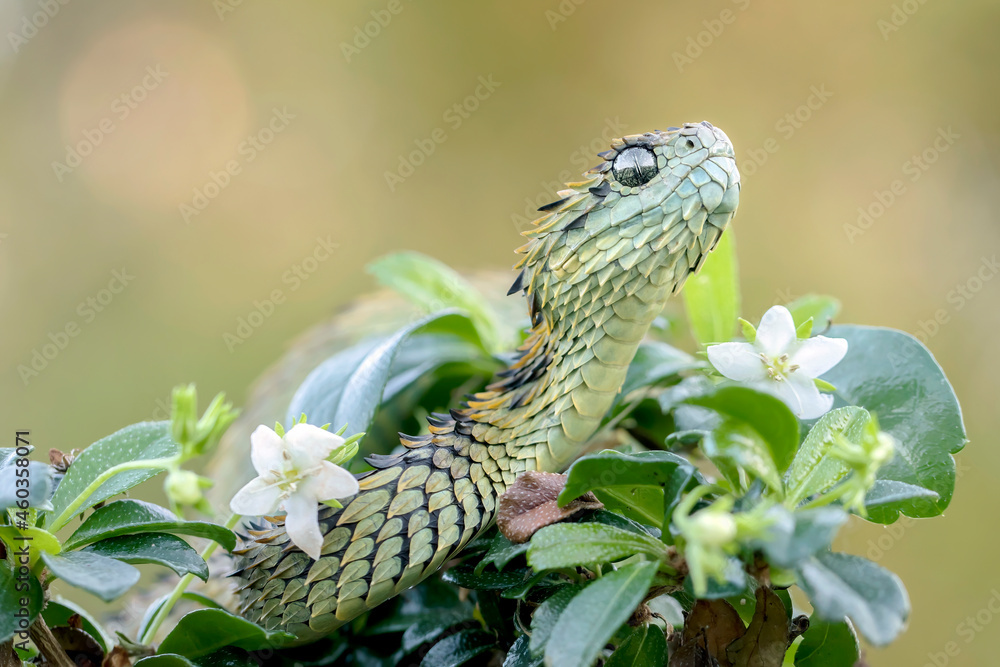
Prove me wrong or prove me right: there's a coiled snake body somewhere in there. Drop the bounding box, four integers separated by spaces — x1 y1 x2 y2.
231 122 741 642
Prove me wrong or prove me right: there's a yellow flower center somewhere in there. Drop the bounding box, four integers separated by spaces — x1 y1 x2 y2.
760 353 800 382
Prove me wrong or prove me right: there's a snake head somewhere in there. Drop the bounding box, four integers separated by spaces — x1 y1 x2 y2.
515 121 740 302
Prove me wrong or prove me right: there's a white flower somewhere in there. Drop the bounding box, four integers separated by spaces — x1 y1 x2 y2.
230 423 360 559
707 306 848 419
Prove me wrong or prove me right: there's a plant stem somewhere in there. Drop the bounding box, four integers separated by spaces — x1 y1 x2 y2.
49 457 178 531
29 617 75 667
139 513 241 645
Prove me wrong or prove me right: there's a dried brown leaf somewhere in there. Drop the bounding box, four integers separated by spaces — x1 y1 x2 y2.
726 587 790 667
496 471 603 543
682 599 747 667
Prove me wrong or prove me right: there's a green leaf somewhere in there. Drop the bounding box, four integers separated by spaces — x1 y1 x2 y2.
794 619 860 667
822 325 966 521
604 623 667 666
476 533 530 574
619 340 703 398
682 228 739 345
419 629 496 667
0 459 54 511
48 421 178 526
368 251 506 353
863 480 939 510
0 560 42 643
544 561 659 667
785 294 841 331
42 596 116 653
157 609 295 658
560 450 689 508
681 557 748 599
138 592 225 641
287 311 482 437
784 407 871 507
442 565 529 590
63 499 235 552
402 617 458 653
41 550 140 602
530 585 586 657
753 506 848 569
686 386 800 473
796 551 909 647
135 655 196 667
702 419 782 492
85 533 209 580
527 523 669 571
503 635 542 667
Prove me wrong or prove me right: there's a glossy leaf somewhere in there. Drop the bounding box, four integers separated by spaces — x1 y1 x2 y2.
287 311 482 437
686 386 800 473
863 479 938 510
476 533 530 574
796 551 909 647
701 419 782 492
368 251 506 353
754 506 848 570
784 407 871 507
135 655 196 667
794 619 860 667
503 635 542 667
682 229 740 345
530 584 585 657
823 325 966 521
620 340 704 398
157 609 295 657
42 596 116 653
63 499 235 552
604 623 667 666
41 550 140 602
527 523 668 571
47 421 178 527
442 564 529 590
559 450 688 507
0 459 54 511
544 561 659 667
86 532 209 580
419 629 496 667
0 561 42 642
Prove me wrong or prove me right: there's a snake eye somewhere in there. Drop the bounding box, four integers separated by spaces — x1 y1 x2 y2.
612 146 658 188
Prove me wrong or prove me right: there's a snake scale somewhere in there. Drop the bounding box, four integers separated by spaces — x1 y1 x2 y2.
231 122 741 643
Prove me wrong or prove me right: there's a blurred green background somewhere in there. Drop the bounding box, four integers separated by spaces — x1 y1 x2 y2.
1 1 997 663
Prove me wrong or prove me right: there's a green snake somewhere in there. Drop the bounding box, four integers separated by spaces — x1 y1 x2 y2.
231 122 741 642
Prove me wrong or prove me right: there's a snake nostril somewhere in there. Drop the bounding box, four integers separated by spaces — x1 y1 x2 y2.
684 140 695 149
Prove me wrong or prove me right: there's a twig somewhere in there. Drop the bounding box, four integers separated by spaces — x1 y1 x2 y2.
29 617 75 667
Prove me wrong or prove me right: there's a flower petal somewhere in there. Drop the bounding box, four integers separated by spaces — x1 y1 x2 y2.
755 306 797 356
301 461 360 503
249 425 285 477
707 342 768 382
284 424 346 469
791 336 848 377
786 374 834 420
282 492 323 560
229 476 283 516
